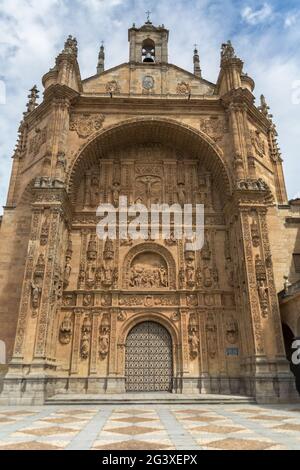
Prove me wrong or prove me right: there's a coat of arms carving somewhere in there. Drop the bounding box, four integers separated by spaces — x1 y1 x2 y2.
70 113 105 138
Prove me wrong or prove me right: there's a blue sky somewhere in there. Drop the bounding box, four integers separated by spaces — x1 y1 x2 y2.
0 0 299 212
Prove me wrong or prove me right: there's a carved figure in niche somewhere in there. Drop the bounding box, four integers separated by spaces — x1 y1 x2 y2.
102 265 113 287
258 280 269 317
113 267 119 288
206 314 217 359
196 267 202 288
86 262 96 288
225 316 239 344
212 263 219 288
251 219 260 247
179 268 185 289
104 238 114 260
99 315 110 358
95 267 102 288
111 182 120 207
185 260 195 288
203 263 213 288
63 256 72 288
284 275 291 295
189 331 199 358
201 234 211 260
80 316 92 360
59 313 73 345
31 280 41 316
177 183 186 206
78 263 86 288
88 174 100 207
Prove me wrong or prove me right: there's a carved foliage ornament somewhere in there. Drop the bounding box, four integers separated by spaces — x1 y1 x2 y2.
70 113 105 139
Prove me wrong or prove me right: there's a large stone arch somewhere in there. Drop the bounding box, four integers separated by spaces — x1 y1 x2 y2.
117 311 181 379
67 117 232 205
122 242 176 289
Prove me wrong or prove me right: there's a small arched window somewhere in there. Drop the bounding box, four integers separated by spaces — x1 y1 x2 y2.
142 39 155 63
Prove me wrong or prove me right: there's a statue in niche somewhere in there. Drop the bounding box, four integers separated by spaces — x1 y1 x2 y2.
95 267 102 288
113 267 119 288
201 234 211 260
90 175 100 207
99 316 110 358
111 182 121 207
189 330 199 358
99 331 110 357
206 314 217 359
31 280 41 315
78 263 86 288
177 183 186 206
80 316 92 360
63 256 72 288
86 261 96 288
59 313 72 345
225 316 239 344
185 261 195 288
104 238 114 260
257 280 269 317
196 267 202 288
102 265 113 287
203 262 213 288
179 268 185 289
212 263 219 288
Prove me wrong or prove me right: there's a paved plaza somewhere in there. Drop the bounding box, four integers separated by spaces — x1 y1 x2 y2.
0 404 300 450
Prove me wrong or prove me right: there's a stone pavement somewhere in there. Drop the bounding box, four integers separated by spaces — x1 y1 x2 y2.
1 404 300 450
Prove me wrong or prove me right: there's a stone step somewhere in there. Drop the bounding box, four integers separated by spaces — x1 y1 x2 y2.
45 393 256 405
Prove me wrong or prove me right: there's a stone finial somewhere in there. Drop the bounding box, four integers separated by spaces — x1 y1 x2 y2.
258 94 273 119
24 85 39 115
193 45 202 78
221 40 237 61
97 42 105 75
63 35 78 57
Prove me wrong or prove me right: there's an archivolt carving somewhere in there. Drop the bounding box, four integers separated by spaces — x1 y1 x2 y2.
122 243 176 289
67 118 232 204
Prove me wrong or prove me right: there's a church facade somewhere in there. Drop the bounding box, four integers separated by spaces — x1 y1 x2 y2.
0 19 300 404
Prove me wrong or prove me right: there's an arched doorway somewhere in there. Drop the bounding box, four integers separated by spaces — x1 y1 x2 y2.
125 321 173 392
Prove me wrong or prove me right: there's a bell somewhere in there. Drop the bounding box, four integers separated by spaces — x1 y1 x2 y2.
144 52 154 63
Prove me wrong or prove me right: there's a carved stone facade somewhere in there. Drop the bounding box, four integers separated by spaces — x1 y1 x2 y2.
0 20 299 405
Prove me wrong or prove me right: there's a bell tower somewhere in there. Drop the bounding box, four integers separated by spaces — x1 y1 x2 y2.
128 14 169 64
